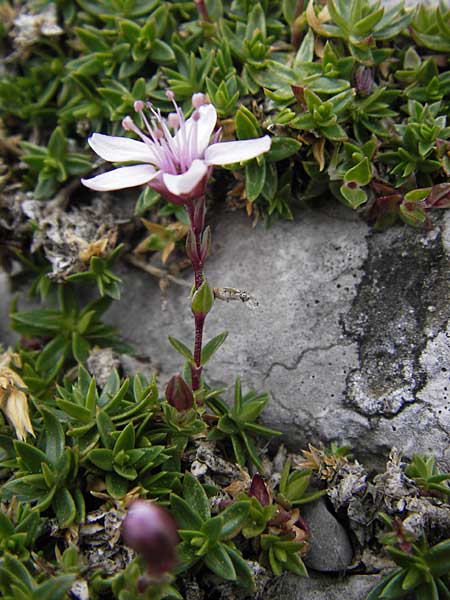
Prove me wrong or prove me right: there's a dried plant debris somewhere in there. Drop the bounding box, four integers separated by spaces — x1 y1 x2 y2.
10 3 63 55
80 506 133 575
21 197 119 279
86 346 121 388
323 447 450 552
190 440 245 481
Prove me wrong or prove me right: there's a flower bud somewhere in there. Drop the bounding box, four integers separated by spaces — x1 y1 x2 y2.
122 500 179 578
134 100 145 113
191 280 214 317
249 474 270 506
165 374 194 411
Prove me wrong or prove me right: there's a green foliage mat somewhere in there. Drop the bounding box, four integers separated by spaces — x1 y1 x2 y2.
2 0 450 226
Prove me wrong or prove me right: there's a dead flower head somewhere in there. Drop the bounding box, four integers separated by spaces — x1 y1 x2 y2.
0 351 34 440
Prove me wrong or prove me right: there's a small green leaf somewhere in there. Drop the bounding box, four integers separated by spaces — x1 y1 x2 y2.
340 183 367 209
227 546 256 590
88 448 113 470
183 472 210 521
205 0 223 20
96 409 115 449
36 335 68 372
235 105 261 140
72 332 90 363
245 159 266 202
402 567 423 591
203 544 237 581
33 575 76 600
265 137 301 161
48 127 67 158
105 472 129 498
220 501 250 539
41 408 65 465
201 515 223 543
0 512 15 538
284 551 308 577
344 157 372 185
14 441 49 473
149 39 176 64
170 494 203 530
426 539 450 576
201 331 228 365
52 488 76 528
113 423 135 455
168 336 194 363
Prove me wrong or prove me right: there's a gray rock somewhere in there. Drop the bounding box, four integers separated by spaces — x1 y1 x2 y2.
105 203 450 467
267 572 382 600
301 498 353 572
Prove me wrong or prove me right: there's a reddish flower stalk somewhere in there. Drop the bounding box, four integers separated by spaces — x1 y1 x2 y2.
186 196 208 390
82 91 271 395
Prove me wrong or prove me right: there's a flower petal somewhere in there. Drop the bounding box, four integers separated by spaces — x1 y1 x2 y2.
88 133 158 164
194 104 217 155
81 164 158 191
163 159 208 196
204 135 272 165
174 103 217 157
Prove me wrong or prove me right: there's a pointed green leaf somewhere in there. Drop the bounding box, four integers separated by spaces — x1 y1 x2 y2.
183 472 210 521
113 423 135 456
203 544 237 581
52 488 76 528
201 331 228 365
168 336 194 363
170 494 203 530
41 407 65 465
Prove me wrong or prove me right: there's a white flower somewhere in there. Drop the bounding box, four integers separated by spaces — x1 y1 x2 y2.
81 92 271 203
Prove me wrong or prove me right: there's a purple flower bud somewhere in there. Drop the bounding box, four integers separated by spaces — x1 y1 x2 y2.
355 66 374 97
122 500 179 577
249 474 270 506
165 374 194 411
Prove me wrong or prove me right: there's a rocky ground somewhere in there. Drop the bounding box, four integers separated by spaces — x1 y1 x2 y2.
1 200 450 599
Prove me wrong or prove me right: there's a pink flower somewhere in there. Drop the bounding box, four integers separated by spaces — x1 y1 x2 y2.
81 92 271 203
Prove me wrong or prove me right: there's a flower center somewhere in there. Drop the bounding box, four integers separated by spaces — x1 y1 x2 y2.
122 91 208 175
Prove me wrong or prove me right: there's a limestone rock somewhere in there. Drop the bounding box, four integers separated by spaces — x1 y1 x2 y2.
267 572 382 600
106 203 450 467
301 498 353 572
